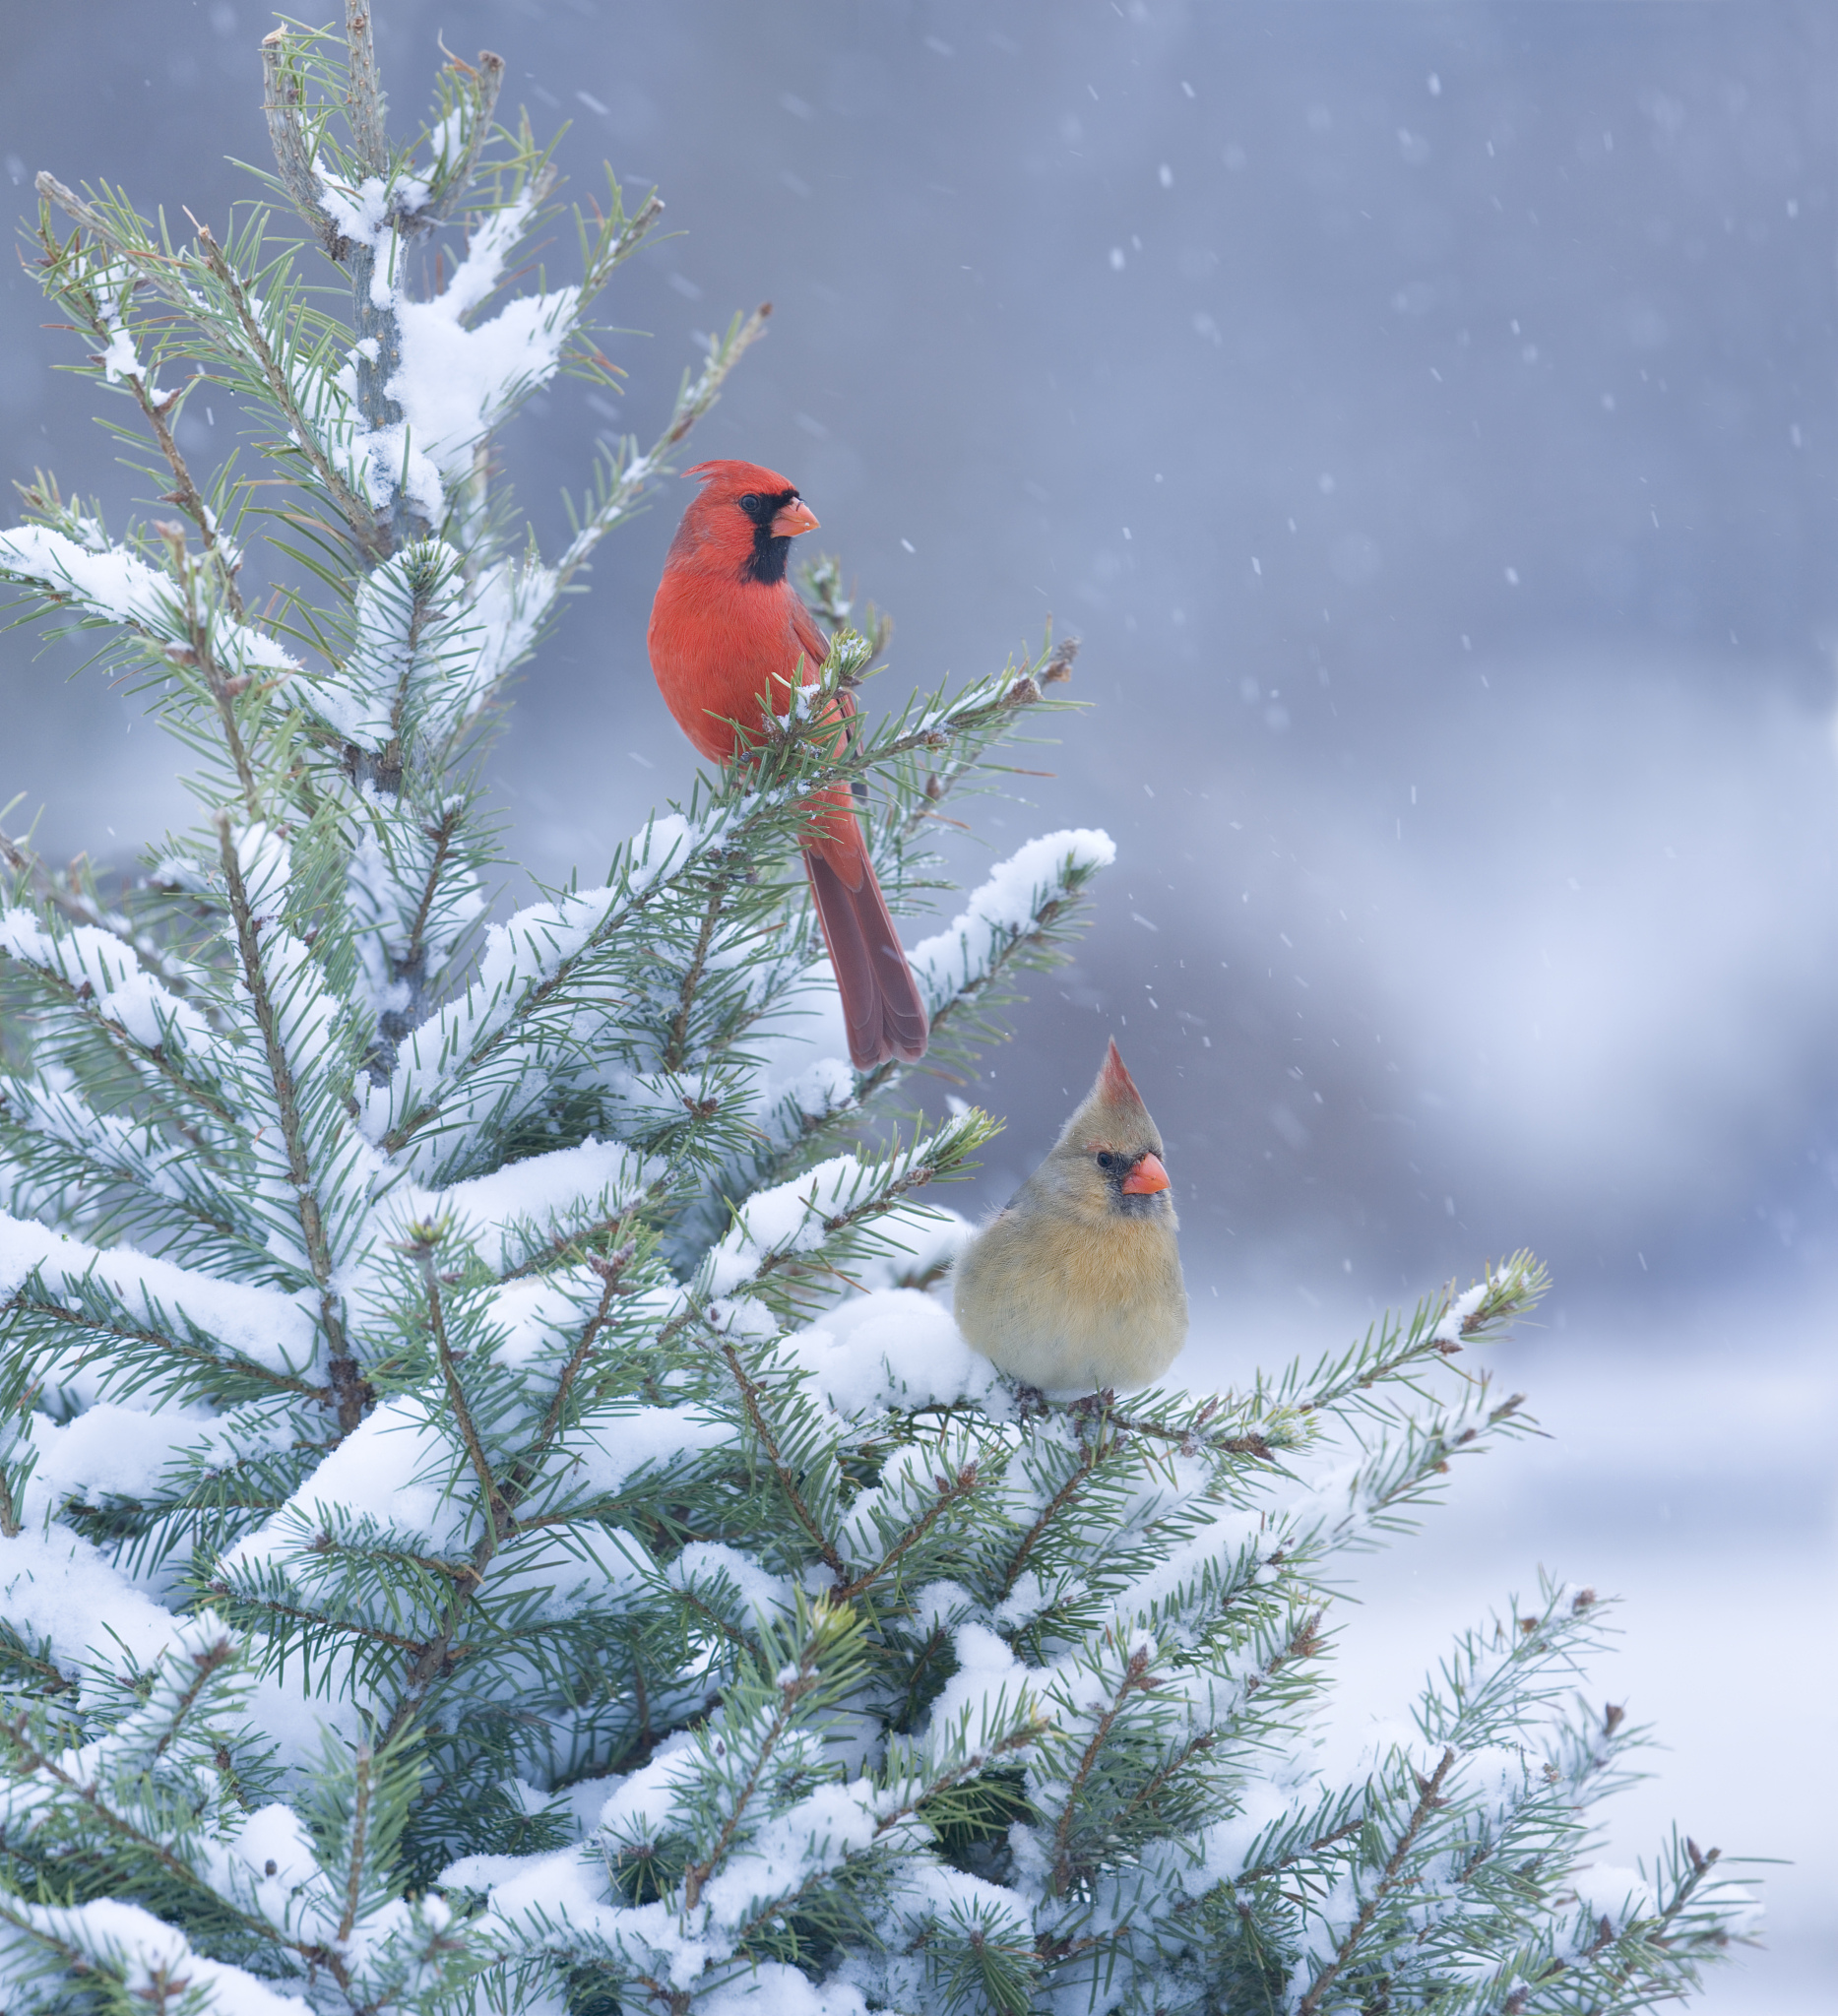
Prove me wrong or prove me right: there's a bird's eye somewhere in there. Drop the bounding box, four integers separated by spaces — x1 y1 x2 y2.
1095 1151 1117 1170
737 493 761 512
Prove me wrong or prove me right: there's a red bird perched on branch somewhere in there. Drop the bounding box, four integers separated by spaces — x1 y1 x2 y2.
646 459 928 1070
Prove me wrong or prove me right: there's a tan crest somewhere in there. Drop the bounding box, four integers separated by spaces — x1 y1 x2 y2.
1060 1037 1161 1153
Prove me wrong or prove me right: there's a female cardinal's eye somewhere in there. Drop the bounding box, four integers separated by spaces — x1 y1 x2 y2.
1095 1152 1117 1170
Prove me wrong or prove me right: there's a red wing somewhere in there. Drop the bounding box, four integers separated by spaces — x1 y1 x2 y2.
790 595 831 681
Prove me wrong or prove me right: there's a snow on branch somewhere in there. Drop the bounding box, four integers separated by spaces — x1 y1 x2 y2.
695 1112 995 1325
0 1209 323 1398
0 907 218 1091
911 827 1116 1012
0 521 296 688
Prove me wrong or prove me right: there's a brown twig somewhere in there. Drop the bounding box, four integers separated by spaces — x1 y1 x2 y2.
997 1436 1102 1602
831 1462 980 1604
663 868 731 1073
343 3 391 177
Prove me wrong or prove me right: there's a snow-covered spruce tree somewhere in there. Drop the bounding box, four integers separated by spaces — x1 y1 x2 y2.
0 11 1752 2014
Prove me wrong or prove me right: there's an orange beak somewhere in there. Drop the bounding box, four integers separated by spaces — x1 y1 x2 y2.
1120 1151 1170 1195
770 496 820 537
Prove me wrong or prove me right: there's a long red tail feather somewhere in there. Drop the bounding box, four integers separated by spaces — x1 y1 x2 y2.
802 839 928 1070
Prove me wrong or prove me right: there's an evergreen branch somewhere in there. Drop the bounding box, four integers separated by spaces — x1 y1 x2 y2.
334 1742 372 1943
680 1680 798 1910
3 1293 326 1403
997 1433 1102 1602
832 1461 981 1605
523 1244 632 1456
1049 1641 1158 1896
0 939 235 1128
0 826 177 976
716 1336 846 1578
663 867 731 1074
213 813 362 1428
142 391 248 622
342 1 392 177
419 50 505 228
160 524 261 821
25 212 247 622
414 1243 511 1536
664 1583 755 1656
32 173 385 559
551 306 773 596
1233 1813 1366 1889
1087 1397 1276 1462
1296 1746 1458 2016
0 1625 73 1696
209 1586 436 1657
498 1212 635 1283
1291 1254 1547 1420
191 217 385 560
0 1712 293 1955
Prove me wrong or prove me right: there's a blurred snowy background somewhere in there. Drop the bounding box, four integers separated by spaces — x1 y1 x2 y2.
2 2 1833 2004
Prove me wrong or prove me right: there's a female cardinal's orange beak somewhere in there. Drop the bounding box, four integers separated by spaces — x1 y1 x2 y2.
1120 1152 1170 1195
770 497 820 537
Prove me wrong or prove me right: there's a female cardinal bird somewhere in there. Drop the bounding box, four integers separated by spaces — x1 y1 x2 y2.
952 1040 1188 1393
647 459 927 1070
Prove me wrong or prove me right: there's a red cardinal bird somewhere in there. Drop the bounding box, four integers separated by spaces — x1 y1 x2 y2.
646 459 928 1069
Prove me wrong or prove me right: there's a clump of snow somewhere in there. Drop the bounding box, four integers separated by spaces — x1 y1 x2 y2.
322 174 582 524
1568 1862 1657 1920
98 324 144 386
394 1134 659 1277
536 1403 730 1506
781 1288 997 1418
1432 1279 1490 1346
700 1151 909 1302
0 1525 189 1677
220 1397 455 1566
0 909 214 1057
25 1405 212 1519
666 1542 795 1624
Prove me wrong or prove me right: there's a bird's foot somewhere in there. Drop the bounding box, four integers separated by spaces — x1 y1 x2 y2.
1012 1382 1049 1418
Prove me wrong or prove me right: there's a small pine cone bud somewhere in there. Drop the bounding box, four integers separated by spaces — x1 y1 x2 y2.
1041 636 1080 683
